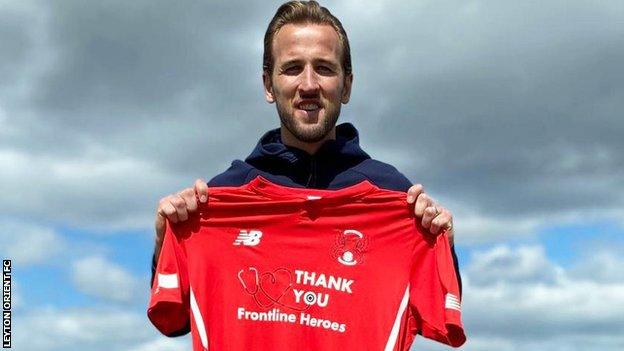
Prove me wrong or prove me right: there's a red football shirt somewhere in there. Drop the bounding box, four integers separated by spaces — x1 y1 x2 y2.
148 176 465 350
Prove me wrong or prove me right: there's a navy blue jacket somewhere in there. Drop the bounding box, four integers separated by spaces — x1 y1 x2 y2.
150 122 461 336
210 123 412 190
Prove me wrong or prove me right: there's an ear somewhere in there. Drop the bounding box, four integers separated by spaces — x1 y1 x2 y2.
341 73 353 104
263 71 275 103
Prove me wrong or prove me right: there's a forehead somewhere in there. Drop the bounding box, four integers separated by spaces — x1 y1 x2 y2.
272 23 342 64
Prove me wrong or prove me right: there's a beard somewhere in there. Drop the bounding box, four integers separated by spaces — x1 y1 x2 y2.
276 101 341 143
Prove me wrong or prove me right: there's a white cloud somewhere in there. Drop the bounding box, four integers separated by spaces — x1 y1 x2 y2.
12 306 189 351
71 256 143 303
412 335 516 351
570 249 624 284
453 211 541 244
414 334 624 351
455 245 624 350
0 220 65 265
128 337 191 351
447 206 624 244
7 279 24 312
0 147 176 230
466 245 562 286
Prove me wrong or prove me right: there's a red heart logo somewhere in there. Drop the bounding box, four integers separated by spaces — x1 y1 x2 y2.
258 268 293 305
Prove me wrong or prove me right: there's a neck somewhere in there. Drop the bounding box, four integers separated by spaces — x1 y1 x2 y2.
280 125 336 155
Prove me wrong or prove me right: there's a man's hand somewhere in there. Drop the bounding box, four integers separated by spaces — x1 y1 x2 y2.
406 184 455 246
154 179 208 259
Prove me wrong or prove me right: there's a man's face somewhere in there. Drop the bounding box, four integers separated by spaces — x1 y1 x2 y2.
263 23 353 143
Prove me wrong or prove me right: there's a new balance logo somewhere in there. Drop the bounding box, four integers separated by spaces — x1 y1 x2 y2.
233 230 263 246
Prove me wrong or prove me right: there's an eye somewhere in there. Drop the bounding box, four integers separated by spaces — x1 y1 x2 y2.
316 64 336 76
282 65 301 75
317 65 334 75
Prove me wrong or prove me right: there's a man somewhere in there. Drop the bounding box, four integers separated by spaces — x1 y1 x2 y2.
151 0 460 341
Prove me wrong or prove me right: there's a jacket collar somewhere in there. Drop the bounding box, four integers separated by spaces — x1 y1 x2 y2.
245 123 370 187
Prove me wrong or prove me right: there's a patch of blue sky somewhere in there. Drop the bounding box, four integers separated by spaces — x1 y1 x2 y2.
452 245 471 269
456 219 623 270
56 225 154 278
16 264 96 310
13 226 154 310
538 219 624 268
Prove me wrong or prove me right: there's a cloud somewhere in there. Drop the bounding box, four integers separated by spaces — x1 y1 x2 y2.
9 279 24 311
414 334 624 351
13 306 190 351
448 208 542 244
128 338 191 351
0 221 65 265
71 256 143 303
445 204 624 245
0 148 177 229
0 0 279 230
338 0 624 225
451 245 624 351
466 245 561 286
570 249 624 284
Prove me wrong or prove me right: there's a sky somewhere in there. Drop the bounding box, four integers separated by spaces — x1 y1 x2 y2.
0 0 623 350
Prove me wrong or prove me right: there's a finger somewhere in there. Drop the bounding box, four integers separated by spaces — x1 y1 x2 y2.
414 193 432 217
406 184 424 204
159 198 180 223
421 206 438 229
195 179 208 203
172 195 189 222
179 188 198 213
439 207 455 245
430 211 451 235
154 211 166 242
437 206 454 231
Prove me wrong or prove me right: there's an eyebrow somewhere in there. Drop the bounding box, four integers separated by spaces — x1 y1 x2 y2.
279 59 303 67
279 58 339 68
315 59 339 68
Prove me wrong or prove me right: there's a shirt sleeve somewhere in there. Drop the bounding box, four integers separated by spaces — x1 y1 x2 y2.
408 228 466 347
147 220 191 336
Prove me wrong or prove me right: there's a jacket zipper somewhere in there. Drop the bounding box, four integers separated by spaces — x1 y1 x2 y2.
305 156 317 187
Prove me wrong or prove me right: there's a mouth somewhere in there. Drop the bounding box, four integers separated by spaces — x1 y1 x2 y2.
296 101 322 112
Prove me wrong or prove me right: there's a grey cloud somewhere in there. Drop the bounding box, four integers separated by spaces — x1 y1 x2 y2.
570 249 624 283
35 0 266 119
0 6 33 85
2 0 278 163
466 245 560 286
356 0 624 178
341 1 624 220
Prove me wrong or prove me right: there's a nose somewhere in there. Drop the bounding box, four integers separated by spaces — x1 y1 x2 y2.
298 65 320 95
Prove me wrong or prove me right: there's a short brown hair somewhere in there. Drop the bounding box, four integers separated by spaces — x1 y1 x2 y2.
263 1 352 77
